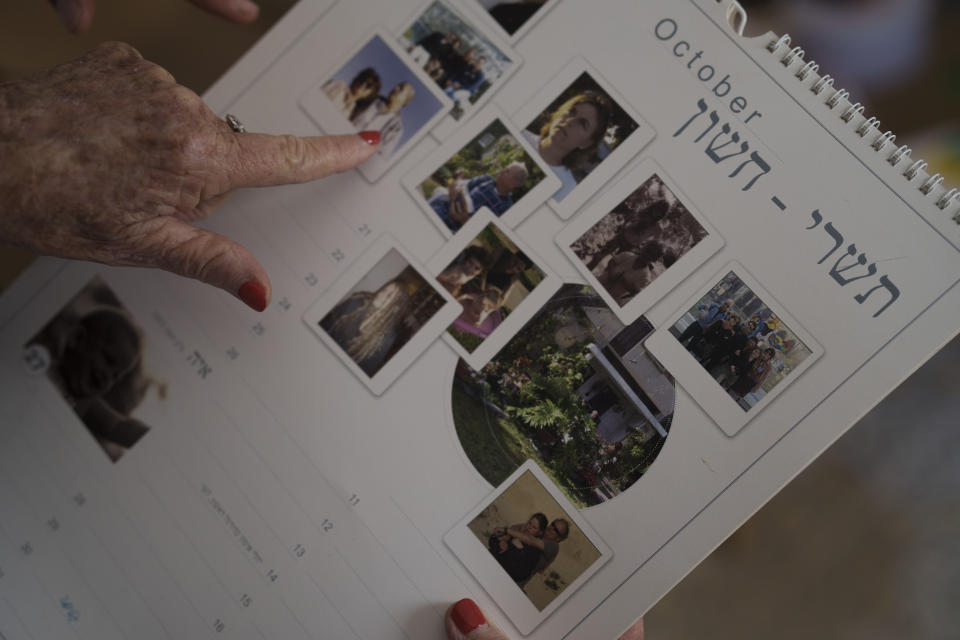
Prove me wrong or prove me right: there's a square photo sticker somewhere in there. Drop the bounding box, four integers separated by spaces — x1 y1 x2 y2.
303 235 462 396
397 0 521 133
22 276 159 463
427 209 561 370
555 159 724 325
299 28 453 182
513 59 655 219
444 460 612 635
646 264 823 435
402 105 560 236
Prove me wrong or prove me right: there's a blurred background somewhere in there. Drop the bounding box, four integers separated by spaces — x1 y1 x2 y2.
647 2 960 639
1 0 958 637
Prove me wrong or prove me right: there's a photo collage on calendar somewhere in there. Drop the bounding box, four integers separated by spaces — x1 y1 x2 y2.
8 2 830 636
292 0 825 629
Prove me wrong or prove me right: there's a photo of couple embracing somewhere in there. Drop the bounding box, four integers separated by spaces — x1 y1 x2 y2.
466 468 604 611
488 512 569 586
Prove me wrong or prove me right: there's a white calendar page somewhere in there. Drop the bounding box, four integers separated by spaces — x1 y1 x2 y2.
1 1 959 639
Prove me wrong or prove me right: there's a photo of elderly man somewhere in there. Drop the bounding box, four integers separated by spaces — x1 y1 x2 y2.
429 162 528 231
416 118 547 233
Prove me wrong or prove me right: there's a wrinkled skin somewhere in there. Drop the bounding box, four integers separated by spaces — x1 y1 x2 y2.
0 42 377 309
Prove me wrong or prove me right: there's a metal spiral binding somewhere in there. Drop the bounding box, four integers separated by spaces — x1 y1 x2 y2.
767 33 960 224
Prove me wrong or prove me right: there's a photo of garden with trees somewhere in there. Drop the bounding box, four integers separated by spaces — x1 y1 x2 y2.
451 284 675 508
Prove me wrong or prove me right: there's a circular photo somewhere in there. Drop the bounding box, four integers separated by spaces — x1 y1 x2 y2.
451 283 675 508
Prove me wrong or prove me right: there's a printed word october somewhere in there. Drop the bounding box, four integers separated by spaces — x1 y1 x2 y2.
655 17 764 125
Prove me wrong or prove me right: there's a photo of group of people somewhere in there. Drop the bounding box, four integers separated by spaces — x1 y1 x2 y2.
317 246 451 383
412 117 549 233
400 1 517 121
451 284 674 508
668 271 814 412
25 277 161 462
570 173 709 307
556 161 725 324
437 222 546 353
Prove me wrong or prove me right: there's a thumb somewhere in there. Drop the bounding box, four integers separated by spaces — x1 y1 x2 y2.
145 219 271 312
445 599 510 640
54 0 96 32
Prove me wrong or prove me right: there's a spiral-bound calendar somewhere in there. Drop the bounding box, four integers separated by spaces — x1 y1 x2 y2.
1 1 957 638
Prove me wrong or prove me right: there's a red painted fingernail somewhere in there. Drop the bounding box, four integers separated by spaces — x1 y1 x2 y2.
359 130 381 145
451 599 485 635
238 281 267 312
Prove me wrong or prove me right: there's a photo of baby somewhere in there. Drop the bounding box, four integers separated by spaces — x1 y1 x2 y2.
436 223 546 353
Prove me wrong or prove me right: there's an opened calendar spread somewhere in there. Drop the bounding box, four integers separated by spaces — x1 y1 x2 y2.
2 1 959 638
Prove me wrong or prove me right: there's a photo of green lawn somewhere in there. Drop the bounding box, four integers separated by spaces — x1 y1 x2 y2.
451 284 675 507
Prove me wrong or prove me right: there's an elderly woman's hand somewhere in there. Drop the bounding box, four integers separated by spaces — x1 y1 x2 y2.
0 42 379 311
444 599 643 640
52 0 262 33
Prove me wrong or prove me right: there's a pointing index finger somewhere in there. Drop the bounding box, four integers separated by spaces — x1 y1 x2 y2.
225 131 379 190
